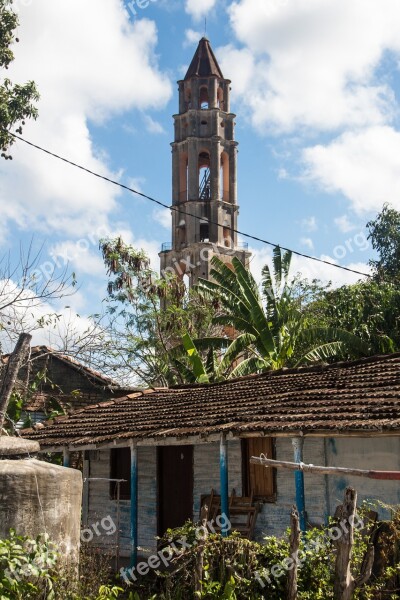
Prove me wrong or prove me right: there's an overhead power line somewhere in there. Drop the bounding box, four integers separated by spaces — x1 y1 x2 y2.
7 130 371 279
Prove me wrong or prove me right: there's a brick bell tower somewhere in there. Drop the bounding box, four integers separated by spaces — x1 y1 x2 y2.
159 37 251 284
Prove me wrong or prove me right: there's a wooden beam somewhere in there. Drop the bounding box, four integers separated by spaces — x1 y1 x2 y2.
250 456 400 480
0 333 32 434
34 429 400 455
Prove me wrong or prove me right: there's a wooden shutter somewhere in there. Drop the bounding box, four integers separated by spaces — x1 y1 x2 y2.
242 438 275 500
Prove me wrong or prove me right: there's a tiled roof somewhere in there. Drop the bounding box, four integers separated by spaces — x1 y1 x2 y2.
28 346 123 388
2 345 136 413
21 353 400 448
1 345 122 388
184 37 224 80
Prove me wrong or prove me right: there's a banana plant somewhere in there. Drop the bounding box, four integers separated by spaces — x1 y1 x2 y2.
189 246 369 379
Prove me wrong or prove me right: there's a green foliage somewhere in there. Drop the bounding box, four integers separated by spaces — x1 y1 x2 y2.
194 248 368 377
0 530 58 599
3 369 67 435
367 203 400 282
304 279 400 354
122 513 400 600
96 237 220 386
0 0 39 158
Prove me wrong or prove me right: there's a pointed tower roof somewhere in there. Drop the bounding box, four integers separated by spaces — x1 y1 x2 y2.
184 37 224 80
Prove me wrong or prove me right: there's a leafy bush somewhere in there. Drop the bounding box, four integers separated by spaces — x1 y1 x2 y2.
0 530 58 599
120 510 400 600
0 531 123 600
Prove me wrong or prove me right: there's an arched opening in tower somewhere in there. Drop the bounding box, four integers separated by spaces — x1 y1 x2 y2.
179 153 188 203
176 214 186 249
217 86 225 111
220 151 230 202
198 151 211 200
185 87 192 110
199 86 210 110
200 220 209 243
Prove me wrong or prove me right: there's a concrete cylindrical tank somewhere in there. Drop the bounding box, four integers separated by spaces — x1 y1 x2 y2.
0 437 82 565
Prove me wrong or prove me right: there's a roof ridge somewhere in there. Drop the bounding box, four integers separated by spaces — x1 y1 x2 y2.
167 352 400 391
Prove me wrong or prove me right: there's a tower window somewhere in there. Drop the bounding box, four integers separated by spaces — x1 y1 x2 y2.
199 86 209 109
223 226 231 247
200 222 209 242
185 88 192 110
199 151 211 200
218 87 225 110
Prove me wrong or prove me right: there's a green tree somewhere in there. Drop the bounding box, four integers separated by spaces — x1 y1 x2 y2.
194 247 367 378
304 279 400 354
87 237 221 387
0 0 39 159
367 203 400 282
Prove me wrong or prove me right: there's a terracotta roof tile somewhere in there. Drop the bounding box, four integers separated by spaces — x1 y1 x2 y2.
21 353 400 447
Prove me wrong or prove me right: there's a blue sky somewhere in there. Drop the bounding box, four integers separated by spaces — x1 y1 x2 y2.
2 0 400 347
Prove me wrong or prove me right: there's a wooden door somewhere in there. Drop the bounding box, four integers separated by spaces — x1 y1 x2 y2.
242 438 275 500
157 445 194 536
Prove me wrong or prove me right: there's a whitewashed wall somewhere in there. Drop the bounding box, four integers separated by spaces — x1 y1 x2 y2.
326 437 400 520
86 447 157 557
84 436 400 557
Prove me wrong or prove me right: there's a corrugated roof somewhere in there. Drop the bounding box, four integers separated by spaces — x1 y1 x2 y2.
184 37 224 80
21 353 400 448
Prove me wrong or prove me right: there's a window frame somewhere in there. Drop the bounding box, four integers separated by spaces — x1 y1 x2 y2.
110 447 131 500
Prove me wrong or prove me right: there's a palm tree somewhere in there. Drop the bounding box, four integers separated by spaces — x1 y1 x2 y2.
188 247 368 379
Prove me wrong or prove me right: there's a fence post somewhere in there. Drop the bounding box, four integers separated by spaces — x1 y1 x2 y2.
292 437 306 532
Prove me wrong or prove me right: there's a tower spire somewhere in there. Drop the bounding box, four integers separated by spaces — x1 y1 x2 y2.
159 38 250 285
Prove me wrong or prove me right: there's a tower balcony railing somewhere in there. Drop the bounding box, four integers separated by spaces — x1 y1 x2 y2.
160 242 172 252
236 241 249 250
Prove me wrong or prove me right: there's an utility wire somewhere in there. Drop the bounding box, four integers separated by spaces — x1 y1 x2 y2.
7 130 372 279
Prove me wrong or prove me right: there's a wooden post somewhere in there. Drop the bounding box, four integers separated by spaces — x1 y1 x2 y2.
286 506 300 600
292 437 306 532
333 487 374 600
194 504 209 594
63 447 70 468
130 442 138 569
0 333 32 434
220 434 230 536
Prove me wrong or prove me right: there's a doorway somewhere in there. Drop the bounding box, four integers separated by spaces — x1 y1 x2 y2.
157 445 194 535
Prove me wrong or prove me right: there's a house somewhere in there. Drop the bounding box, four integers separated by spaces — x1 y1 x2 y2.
22 352 400 566
1 345 135 426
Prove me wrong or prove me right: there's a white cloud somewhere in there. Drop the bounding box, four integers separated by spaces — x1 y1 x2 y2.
49 241 105 278
334 215 357 233
0 0 172 240
153 208 171 230
301 216 317 232
300 237 314 250
302 126 400 213
248 245 370 289
185 0 217 20
143 114 166 134
0 279 95 351
223 0 400 133
291 254 371 287
184 29 202 47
